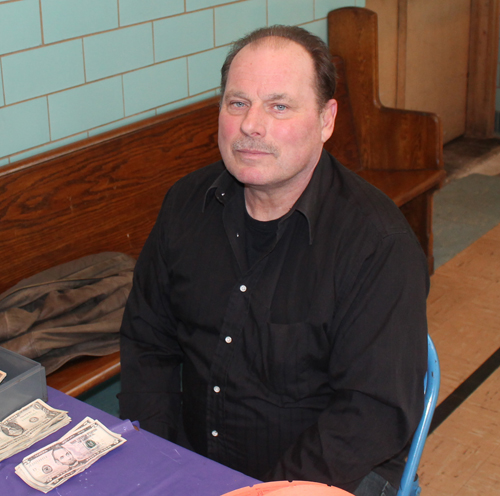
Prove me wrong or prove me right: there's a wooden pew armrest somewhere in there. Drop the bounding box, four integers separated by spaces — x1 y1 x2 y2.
364 106 444 171
328 55 444 173
357 169 446 206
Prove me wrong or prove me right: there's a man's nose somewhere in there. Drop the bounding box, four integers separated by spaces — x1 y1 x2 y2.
240 105 266 137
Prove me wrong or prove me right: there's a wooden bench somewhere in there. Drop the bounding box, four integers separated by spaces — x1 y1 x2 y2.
327 7 445 273
0 6 444 398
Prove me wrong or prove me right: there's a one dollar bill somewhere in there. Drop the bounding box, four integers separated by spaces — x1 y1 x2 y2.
0 399 71 462
16 417 126 493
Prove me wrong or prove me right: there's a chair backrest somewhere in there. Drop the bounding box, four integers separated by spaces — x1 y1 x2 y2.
397 335 440 496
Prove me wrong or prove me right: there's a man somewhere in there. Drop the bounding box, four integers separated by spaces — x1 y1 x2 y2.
119 25 428 496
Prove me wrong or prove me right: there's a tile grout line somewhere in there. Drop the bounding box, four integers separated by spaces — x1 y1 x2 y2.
38 0 44 45
151 21 156 64
81 38 87 84
0 59 6 106
213 7 216 48
121 75 126 120
46 95 52 142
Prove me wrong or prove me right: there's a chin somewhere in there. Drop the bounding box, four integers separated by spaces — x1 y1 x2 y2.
227 164 271 186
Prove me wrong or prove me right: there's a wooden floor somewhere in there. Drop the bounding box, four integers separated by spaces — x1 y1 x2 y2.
418 221 500 495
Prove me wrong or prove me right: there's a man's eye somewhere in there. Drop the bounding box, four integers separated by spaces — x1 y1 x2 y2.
274 104 287 111
231 101 246 108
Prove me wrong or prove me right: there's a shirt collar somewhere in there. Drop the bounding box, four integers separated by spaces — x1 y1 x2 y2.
292 149 335 244
203 149 335 244
203 167 241 211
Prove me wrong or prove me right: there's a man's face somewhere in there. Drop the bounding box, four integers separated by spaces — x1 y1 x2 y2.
218 39 337 194
53 447 76 465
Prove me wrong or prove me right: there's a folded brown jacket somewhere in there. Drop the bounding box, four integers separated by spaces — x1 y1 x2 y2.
0 252 135 375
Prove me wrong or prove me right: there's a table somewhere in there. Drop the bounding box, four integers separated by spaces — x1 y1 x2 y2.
0 387 259 495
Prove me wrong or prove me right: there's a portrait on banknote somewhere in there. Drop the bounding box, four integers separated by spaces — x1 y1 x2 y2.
1 421 24 437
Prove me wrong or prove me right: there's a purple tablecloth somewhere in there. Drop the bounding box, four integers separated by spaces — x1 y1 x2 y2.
0 387 259 495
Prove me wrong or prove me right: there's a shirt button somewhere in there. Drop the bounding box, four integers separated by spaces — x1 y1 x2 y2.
213 386 221 393
212 430 219 437
225 336 232 344
240 285 247 292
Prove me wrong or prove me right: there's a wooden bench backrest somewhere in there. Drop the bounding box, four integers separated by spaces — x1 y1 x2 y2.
0 9 443 295
323 56 363 171
0 98 222 293
328 7 442 171
0 67 368 295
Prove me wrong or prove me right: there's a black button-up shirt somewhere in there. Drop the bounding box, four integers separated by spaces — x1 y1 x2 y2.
119 150 428 492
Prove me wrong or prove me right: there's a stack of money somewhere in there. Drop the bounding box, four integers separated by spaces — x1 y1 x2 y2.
0 399 71 462
0 370 6 384
15 417 126 493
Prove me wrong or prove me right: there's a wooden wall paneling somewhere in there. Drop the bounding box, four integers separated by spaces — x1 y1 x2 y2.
365 0 400 107
367 0 479 143
396 0 408 108
465 0 500 137
405 0 472 143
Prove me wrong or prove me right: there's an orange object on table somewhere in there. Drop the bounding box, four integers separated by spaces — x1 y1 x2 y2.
222 480 354 495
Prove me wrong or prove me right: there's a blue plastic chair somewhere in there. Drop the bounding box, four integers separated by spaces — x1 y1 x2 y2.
397 335 440 496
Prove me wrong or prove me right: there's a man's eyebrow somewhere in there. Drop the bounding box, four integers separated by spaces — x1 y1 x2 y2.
265 93 298 105
223 91 249 100
265 93 289 101
223 91 296 103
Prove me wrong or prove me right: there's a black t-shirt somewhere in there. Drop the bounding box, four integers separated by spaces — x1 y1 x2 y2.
244 210 281 268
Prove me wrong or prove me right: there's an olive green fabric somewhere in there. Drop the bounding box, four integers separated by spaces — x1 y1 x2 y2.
0 252 135 374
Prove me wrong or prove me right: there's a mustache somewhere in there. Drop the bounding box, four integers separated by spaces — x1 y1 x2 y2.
232 138 278 156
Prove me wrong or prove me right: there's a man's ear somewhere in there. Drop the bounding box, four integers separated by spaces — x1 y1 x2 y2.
320 99 338 143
